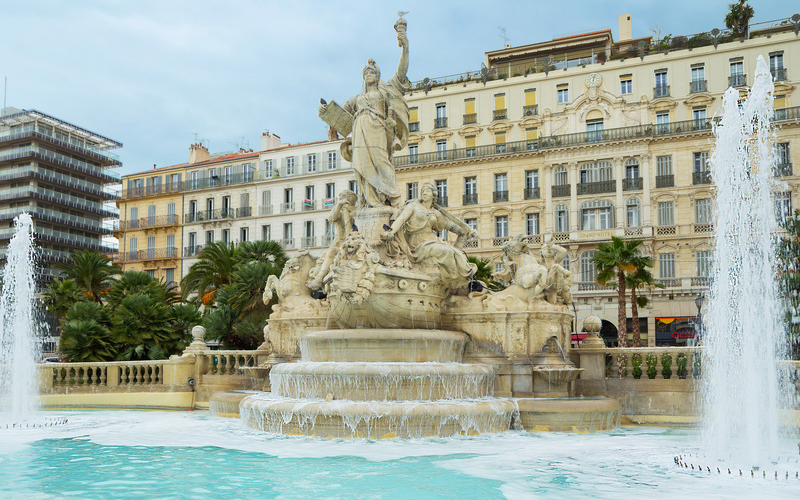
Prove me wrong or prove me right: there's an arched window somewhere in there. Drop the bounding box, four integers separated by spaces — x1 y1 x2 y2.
553 166 568 186
625 158 640 179
554 204 569 232
580 199 614 230
579 161 613 184
580 251 597 283
626 198 641 227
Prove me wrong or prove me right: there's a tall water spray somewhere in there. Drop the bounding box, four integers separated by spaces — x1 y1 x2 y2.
701 56 791 465
0 213 42 423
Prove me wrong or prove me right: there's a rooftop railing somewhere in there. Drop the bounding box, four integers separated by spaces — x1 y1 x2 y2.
0 126 121 164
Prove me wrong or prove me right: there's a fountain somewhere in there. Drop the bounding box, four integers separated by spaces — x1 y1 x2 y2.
700 56 797 468
0 214 42 424
213 16 620 438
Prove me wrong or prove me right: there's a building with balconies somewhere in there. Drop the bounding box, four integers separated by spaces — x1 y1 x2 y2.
393 13 800 346
0 107 121 280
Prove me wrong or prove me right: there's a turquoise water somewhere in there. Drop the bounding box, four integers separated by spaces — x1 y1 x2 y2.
0 411 798 499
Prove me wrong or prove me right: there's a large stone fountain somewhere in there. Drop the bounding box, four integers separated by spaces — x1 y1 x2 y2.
213 17 620 437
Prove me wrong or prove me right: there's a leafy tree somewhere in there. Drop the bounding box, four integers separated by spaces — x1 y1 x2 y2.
592 237 645 348
467 256 506 291
54 250 120 303
42 278 85 322
180 241 239 305
724 1 754 37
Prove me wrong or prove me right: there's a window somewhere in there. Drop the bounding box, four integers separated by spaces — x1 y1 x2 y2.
579 161 613 183
222 229 230 245
525 128 538 146
493 93 506 119
730 59 745 86
626 199 641 227
306 153 317 173
130 206 138 223
691 65 705 92
524 88 536 108
580 251 596 283
776 143 790 166
657 201 674 226
325 183 336 199
654 69 668 96
407 182 418 200
243 163 253 182
284 188 293 203
222 196 231 217
283 223 293 240
620 75 632 95
327 151 337 170
262 225 271 241
263 160 274 177
304 220 315 238
165 268 175 287
695 198 712 223
409 107 419 131
770 52 784 71
694 152 709 172
240 193 249 214
145 270 155 279
494 173 507 192
224 166 233 184
494 215 508 237
625 158 639 179
465 135 476 156
557 84 569 104
692 106 707 128
580 200 614 230
129 237 138 260
435 180 448 203
240 227 249 242
305 185 314 201
656 156 673 176
190 171 199 188
494 131 506 153
261 191 271 214
435 103 447 128
526 213 539 235
285 156 296 175
205 231 214 244
525 170 539 189
167 202 176 223
465 218 478 232
436 140 447 160
775 192 792 218
206 198 214 217
553 166 568 186
656 111 670 133
188 232 197 250
586 118 604 141
166 234 175 252
659 253 675 278
349 180 358 194
696 250 712 277
464 177 477 195
408 143 418 162
464 98 476 123
555 204 569 232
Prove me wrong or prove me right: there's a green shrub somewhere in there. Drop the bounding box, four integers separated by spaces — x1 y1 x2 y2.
631 353 643 379
661 353 673 379
693 352 702 379
676 353 688 379
646 353 658 379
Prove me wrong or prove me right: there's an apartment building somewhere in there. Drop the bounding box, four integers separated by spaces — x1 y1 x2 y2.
0 107 120 280
393 14 799 345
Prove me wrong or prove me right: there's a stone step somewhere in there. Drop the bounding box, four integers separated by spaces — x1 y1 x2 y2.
300 329 469 363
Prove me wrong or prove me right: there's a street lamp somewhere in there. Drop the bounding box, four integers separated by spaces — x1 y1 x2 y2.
694 293 705 345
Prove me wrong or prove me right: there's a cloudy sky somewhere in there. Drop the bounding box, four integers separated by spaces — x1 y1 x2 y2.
1 1 790 176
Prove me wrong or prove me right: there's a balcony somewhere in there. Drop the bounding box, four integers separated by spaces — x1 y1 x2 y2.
622 177 643 191
774 163 793 177
551 185 570 198
729 74 747 87
0 186 117 217
655 174 674 188
0 146 120 183
493 190 508 202
0 126 120 166
690 80 707 93
302 200 317 211
691 276 711 286
463 113 477 125
322 234 334 246
434 117 448 129
236 206 252 218
0 165 118 200
693 171 712 185
301 236 316 248
771 67 787 81
409 122 419 132
653 85 670 98
120 247 178 262
0 206 109 234
657 278 681 288
524 187 540 199
493 109 507 121
578 180 615 195
694 222 714 233
656 225 677 236
462 193 478 205
437 196 449 207
280 238 295 249
183 245 204 257
119 214 179 230
492 236 510 247
183 208 233 223
522 105 538 117
281 202 295 213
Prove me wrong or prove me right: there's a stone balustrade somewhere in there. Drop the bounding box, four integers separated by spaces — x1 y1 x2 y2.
42 359 171 393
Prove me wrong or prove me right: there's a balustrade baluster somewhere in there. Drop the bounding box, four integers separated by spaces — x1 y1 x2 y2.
81 367 89 386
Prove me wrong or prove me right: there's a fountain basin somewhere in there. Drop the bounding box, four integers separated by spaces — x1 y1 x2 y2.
300 329 468 363
532 366 585 398
515 397 621 432
270 362 495 400
239 393 516 438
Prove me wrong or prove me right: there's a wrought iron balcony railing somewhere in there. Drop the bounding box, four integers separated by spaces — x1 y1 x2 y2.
522 105 538 117
771 67 787 81
655 174 675 188
524 187 540 200
184 245 205 257
493 109 507 121
654 85 670 98
622 177 643 191
578 180 615 195
409 121 419 132
729 74 747 87
434 117 448 129
462 193 478 205
236 206 252 218
774 162 793 177
437 195 449 207
693 171 712 185
690 80 707 93
463 113 477 125
280 202 295 213
493 190 508 202
301 236 316 248
551 185 570 198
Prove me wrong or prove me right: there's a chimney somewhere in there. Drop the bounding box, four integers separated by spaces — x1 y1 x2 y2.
618 13 632 42
327 126 339 141
260 132 282 151
189 143 209 164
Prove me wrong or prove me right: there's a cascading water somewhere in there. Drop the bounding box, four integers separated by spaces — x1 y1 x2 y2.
0 213 42 424
701 56 794 466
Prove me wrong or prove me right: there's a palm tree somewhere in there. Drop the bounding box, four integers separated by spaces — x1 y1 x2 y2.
238 240 287 269
724 1 754 37
467 256 506 291
59 301 116 362
180 241 239 305
625 260 663 348
42 278 84 322
54 250 120 303
592 237 644 348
